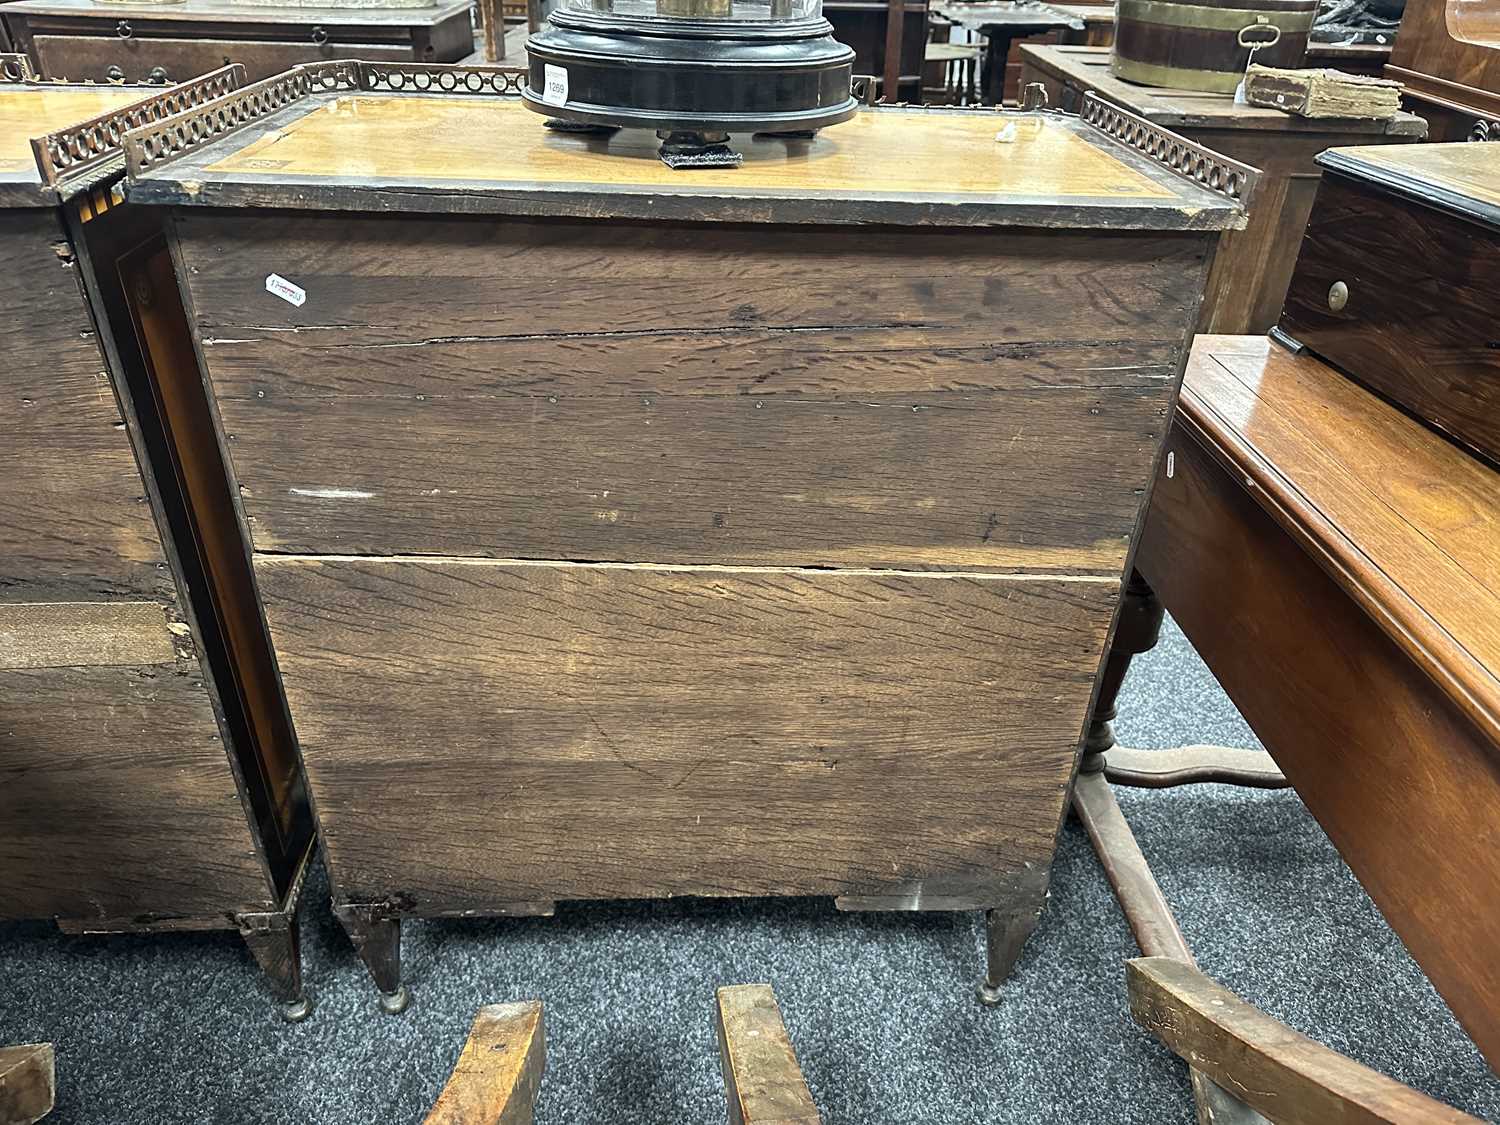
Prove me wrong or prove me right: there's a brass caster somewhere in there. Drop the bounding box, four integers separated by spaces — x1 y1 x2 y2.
279 996 313 1023
379 985 411 1015
976 981 1004 1007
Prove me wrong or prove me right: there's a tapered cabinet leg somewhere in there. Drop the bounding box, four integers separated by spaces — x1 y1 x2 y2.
238 913 310 1023
334 904 409 1014
976 893 1046 1006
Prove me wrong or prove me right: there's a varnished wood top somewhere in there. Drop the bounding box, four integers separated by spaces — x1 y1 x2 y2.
128 93 1248 228
1319 142 1500 228
0 85 147 183
1020 44 1427 134
1180 334 1500 747
1 0 471 24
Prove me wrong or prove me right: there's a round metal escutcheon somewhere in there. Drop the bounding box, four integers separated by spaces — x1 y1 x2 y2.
1328 280 1349 312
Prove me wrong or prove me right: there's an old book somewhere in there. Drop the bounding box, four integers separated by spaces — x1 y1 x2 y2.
1245 64 1404 119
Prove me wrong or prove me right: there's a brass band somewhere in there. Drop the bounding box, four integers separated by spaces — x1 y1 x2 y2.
1111 56 1252 90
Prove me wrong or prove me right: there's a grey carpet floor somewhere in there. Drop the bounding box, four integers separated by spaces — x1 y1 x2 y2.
4 618 1498 1123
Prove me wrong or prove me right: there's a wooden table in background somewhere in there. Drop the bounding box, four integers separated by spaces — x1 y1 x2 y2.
1124 332 1500 1071
1306 39 1393 79
934 0 1084 102
1018 44 1426 334
1384 0 1500 139
0 0 473 82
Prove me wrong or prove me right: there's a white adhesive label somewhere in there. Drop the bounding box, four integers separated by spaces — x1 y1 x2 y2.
542 63 569 107
265 273 306 307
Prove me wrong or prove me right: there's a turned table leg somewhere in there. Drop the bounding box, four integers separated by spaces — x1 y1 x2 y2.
1085 570 1164 769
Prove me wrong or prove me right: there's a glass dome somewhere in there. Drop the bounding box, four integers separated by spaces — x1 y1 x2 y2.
563 0 822 21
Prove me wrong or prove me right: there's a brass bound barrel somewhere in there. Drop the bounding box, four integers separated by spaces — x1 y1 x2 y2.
1112 0 1316 92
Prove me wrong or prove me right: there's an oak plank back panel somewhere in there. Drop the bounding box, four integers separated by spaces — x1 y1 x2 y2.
255 556 1114 909
179 214 1205 573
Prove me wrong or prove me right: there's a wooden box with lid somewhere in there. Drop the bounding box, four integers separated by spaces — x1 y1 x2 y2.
0 0 474 84
122 60 1254 1008
0 58 315 1019
1277 142 1500 467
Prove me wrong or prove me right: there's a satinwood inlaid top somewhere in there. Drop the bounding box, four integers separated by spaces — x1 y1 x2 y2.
211 96 1174 200
128 91 1249 229
0 87 150 178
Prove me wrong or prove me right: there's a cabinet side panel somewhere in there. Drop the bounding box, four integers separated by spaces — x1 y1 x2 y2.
0 209 271 920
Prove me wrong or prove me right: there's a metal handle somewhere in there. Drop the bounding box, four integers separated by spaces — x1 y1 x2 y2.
1236 19 1281 49
116 19 133 39
1020 81 1048 112
310 25 329 45
148 65 169 84
106 64 125 81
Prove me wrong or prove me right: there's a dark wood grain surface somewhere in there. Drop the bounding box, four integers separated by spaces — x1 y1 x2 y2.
1281 169 1500 466
0 210 172 603
179 213 1205 573
1136 334 1500 1069
255 555 1113 911
0 201 280 928
0 663 273 919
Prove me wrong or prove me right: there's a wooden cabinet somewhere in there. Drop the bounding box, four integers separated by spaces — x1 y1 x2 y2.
0 66 314 1019
1279 143 1500 466
1018 44 1427 334
1 0 473 83
123 61 1250 1009
826 0 928 100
